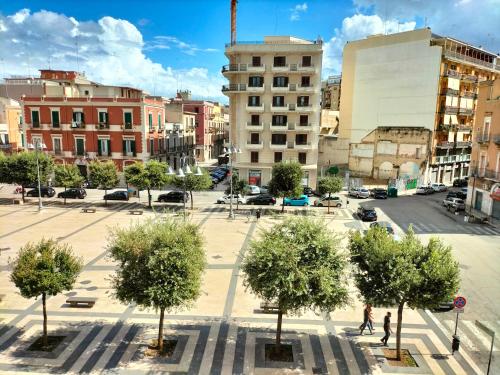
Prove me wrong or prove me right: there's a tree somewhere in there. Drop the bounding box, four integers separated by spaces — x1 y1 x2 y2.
242 217 350 352
268 161 303 212
54 164 84 205
2 152 54 203
349 227 460 360
225 172 248 210
10 239 82 348
107 218 205 353
124 161 170 208
172 170 212 210
88 160 119 204
317 176 343 214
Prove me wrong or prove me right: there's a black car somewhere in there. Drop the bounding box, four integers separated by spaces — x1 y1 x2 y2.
370 188 388 199
57 188 87 199
158 191 189 203
303 187 319 197
447 191 467 200
357 207 378 221
452 178 468 187
26 187 56 198
103 191 129 201
246 194 276 205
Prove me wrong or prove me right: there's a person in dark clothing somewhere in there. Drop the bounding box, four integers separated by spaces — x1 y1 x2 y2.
256 208 262 220
359 303 373 335
381 312 392 346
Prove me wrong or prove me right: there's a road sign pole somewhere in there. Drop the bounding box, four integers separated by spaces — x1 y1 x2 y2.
454 311 459 336
487 332 495 375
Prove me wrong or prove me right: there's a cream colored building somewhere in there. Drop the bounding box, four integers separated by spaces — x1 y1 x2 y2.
340 28 500 182
223 36 323 187
318 109 350 176
0 97 22 152
321 75 341 110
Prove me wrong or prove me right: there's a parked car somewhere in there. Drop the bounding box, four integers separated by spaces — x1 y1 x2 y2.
416 186 434 195
349 187 370 198
26 187 56 198
370 188 388 199
103 190 129 201
57 188 86 199
447 191 467 200
158 191 189 203
259 185 269 194
435 298 455 311
247 185 261 195
217 194 246 204
246 194 276 205
303 186 319 197
442 197 465 211
453 178 468 187
357 207 377 221
431 183 448 192
284 195 310 206
370 221 394 235
314 195 342 207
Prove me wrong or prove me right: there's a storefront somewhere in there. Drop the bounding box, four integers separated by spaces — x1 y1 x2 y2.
249 170 262 186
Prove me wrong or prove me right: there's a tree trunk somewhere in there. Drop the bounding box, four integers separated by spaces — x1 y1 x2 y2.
147 188 152 208
276 309 283 352
22 185 25 203
64 187 67 205
327 192 331 214
42 292 48 347
281 200 285 213
104 188 108 206
157 306 165 353
190 191 194 210
396 302 404 360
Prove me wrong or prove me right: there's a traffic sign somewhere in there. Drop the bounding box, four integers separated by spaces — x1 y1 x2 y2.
454 307 464 314
454 296 467 309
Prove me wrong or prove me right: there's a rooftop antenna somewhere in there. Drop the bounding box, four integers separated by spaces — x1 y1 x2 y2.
230 0 237 45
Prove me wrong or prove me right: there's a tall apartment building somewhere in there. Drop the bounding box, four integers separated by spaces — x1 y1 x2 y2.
340 28 499 182
223 36 323 187
22 70 165 175
467 79 500 220
321 75 341 110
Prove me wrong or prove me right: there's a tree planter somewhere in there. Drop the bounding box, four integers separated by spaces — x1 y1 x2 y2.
383 348 418 368
28 335 66 352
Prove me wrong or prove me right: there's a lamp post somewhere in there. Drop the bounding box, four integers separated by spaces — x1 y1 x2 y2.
224 145 241 219
28 141 47 211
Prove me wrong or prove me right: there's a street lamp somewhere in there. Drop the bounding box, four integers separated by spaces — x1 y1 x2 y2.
27 141 47 211
224 145 241 219
167 155 202 220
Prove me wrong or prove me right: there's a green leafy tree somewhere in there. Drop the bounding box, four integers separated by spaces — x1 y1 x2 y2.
268 161 303 212
2 152 54 202
108 219 206 353
124 161 170 208
88 160 119 204
172 169 212 210
242 217 350 352
317 176 343 214
54 164 84 205
0 152 9 182
349 227 460 360
225 172 248 210
10 239 83 348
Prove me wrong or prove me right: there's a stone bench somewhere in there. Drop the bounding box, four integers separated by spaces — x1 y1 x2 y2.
129 210 143 215
260 301 279 313
82 208 96 213
66 297 97 308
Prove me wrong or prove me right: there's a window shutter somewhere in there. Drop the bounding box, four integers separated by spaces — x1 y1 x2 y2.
97 139 102 156
122 140 126 154
73 112 77 122
124 112 132 125
131 141 136 156
107 140 111 155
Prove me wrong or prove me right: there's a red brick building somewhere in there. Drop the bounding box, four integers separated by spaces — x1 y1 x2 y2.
22 70 165 175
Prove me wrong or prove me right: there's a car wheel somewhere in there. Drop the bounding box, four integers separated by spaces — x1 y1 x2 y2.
337 204 341 208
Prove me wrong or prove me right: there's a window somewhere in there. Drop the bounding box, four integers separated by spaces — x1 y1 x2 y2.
97 138 110 156
53 138 62 155
273 76 288 87
272 96 285 107
31 110 40 127
194 107 199 113
124 112 132 128
297 96 310 106
148 113 153 129
251 115 260 125
271 134 287 144
416 147 421 159
252 56 261 67
98 111 108 127
75 138 85 156
298 152 307 164
299 115 308 125
72 111 85 127
123 139 136 157
301 76 310 87
302 56 312 67
483 116 491 140
272 115 287 125
296 134 308 145
84 90 89 95
274 152 283 163
250 151 259 163
274 56 286 67
150 139 154 155
250 133 260 144
248 96 261 106
248 76 264 87
31 136 42 148
51 110 60 127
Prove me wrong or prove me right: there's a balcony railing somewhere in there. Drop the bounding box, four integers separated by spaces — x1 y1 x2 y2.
444 69 461 78
443 50 499 71
222 84 247 92
458 108 474 116
439 106 459 114
32 122 40 128
71 121 84 128
269 141 287 149
461 74 478 82
494 135 500 145
433 154 471 164
245 122 264 130
221 64 266 73
476 134 490 143
469 166 500 181
456 141 472 148
436 141 454 149
98 122 110 129
441 88 459 96
461 91 477 99
270 123 288 131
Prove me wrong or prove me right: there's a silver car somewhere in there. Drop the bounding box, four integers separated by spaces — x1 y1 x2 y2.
349 187 370 198
442 197 465 211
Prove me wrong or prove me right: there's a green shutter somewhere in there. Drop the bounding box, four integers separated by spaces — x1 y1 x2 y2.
122 140 126 154
32 111 39 127
149 113 153 129
97 140 102 156
150 139 154 155
158 113 161 126
131 140 136 156
107 140 111 155
99 112 105 123
51 111 59 127
76 139 84 156
124 112 132 128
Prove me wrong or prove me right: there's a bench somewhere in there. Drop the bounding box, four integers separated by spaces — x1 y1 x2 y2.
260 301 279 313
12 198 23 205
66 297 97 308
82 208 96 213
129 210 143 215
0 294 5 303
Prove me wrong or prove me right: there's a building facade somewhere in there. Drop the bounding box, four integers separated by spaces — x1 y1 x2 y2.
0 97 22 153
467 79 500 220
22 70 165 175
164 100 196 169
321 75 341 110
339 28 499 182
223 36 323 188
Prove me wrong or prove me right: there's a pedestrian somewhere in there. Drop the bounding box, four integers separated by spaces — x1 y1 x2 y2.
359 303 373 335
381 312 392 346
256 208 261 220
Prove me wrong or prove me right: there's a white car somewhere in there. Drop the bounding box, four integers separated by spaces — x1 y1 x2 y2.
349 187 370 198
247 185 261 195
431 183 447 192
217 194 246 204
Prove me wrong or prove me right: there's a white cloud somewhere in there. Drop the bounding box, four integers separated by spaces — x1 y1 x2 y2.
290 3 308 21
148 36 219 55
0 9 225 101
322 14 416 76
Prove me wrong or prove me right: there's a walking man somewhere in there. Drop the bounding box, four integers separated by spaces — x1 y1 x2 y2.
381 312 392 346
359 304 373 335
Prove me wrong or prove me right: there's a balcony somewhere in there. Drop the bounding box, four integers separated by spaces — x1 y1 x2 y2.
436 141 454 149
246 141 263 150
443 69 461 78
439 106 459 114
270 85 290 93
476 134 490 143
297 64 315 72
270 104 289 112
443 50 499 71
294 123 314 131
32 122 40 128
461 74 478 83
494 135 500 145
222 84 247 93
71 121 84 129
270 123 288 132
294 84 315 93
124 122 133 130
469 166 500 181
441 88 459 96
245 122 264 131
458 108 474 116
221 64 266 75
294 141 312 150
433 154 471 164
461 91 477 99
271 64 290 73
98 122 110 129
296 105 313 113
246 85 264 93
456 141 472 148
269 141 287 150
246 104 265 112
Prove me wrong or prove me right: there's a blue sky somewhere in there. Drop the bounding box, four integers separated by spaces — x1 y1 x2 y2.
1 0 498 102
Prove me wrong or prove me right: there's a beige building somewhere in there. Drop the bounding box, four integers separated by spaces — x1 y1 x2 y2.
318 109 350 175
223 36 323 187
163 100 196 169
321 75 341 110
0 97 22 152
467 79 500 220
339 28 499 182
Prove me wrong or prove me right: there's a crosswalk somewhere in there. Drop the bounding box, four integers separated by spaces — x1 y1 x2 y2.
442 319 499 353
399 221 500 235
